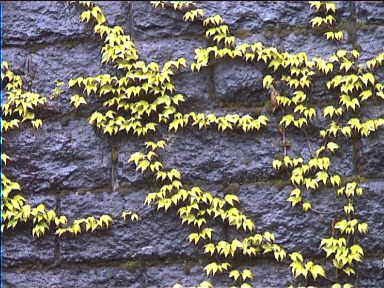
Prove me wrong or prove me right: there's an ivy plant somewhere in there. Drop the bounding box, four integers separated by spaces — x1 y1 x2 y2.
2 1 384 288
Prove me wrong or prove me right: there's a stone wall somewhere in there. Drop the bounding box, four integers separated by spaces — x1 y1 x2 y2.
2 1 384 287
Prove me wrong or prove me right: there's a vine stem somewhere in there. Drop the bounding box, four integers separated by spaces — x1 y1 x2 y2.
311 207 343 215
303 129 313 156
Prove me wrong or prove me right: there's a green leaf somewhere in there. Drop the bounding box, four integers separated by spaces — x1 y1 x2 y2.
128 152 145 166
323 106 335 118
310 16 323 27
330 174 341 186
80 10 91 22
204 243 216 256
358 222 368 234
70 94 87 108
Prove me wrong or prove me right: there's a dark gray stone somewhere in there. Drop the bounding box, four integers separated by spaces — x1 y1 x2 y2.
136 36 208 67
116 137 154 187
3 265 141 288
174 71 213 106
2 40 108 115
199 1 312 32
232 183 342 256
131 1 352 41
3 1 90 46
161 128 280 184
3 1 131 46
59 188 201 261
2 1 384 288
3 261 229 288
279 31 353 59
238 27 353 62
3 228 56 269
3 194 57 268
358 257 384 288
213 59 266 104
115 108 354 187
131 1 204 41
3 116 112 194
4 256 382 288
357 25 384 61
357 1 384 25
357 180 384 253
357 105 384 177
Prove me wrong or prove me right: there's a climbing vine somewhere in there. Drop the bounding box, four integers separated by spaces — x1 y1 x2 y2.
1 1 384 287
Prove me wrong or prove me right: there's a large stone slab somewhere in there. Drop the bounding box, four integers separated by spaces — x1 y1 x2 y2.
357 105 384 178
59 188 212 261
357 1 384 25
357 180 384 253
131 1 353 41
357 25 384 62
136 36 208 67
213 59 265 104
3 1 131 46
2 40 106 115
2 194 57 268
131 1 203 41
230 183 343 257
3 116 112 194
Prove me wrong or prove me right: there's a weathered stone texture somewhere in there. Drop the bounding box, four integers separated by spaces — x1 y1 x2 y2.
2 1 384 287
3 116 112 194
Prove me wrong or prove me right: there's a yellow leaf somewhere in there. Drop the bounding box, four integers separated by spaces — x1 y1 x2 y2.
263 75 274 89
241 269 253 280
310 264 326 279
302 201 312 211
229 270 240 281
224 194 239 206
199 281 213 288
327 142 339 152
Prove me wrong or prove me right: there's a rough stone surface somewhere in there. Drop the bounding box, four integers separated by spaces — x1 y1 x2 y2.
214 59 265 103
2 41 107 114
234 183 340 255
357 105 384 177
161 128 280 184
2 194 57 269
3 1 130 46
3 116 112 194
136 36 208 67
2 1 384 288
59 189 203 261
358 25 384 61
358 180 384 252
357 2 384 25
131 2 203 41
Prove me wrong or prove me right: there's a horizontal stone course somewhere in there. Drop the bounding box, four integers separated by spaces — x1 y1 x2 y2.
3 116 112 194
3 1 131 46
